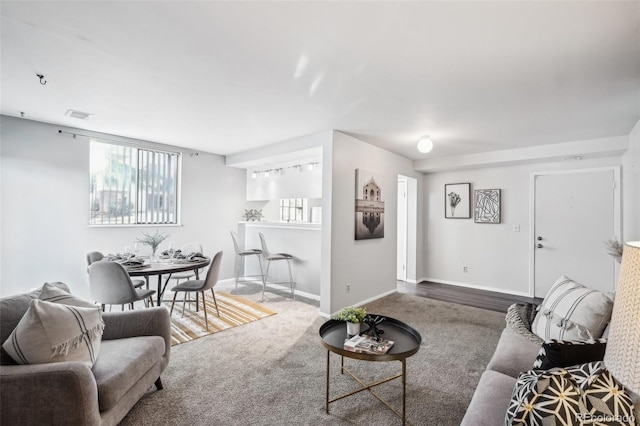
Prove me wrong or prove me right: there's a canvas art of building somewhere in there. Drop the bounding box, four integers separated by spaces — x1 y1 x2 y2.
355 169 385 240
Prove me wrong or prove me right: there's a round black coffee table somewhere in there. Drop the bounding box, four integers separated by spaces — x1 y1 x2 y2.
319 315 422 425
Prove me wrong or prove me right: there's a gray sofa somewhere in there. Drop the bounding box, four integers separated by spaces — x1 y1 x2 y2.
461 324 640 425
0 287 171 425
461 327 541 425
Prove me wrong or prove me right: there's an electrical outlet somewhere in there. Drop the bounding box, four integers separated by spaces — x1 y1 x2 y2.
346 283 351 293
463 266 468 273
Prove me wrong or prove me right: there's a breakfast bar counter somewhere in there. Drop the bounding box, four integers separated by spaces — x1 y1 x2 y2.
237 221 321 298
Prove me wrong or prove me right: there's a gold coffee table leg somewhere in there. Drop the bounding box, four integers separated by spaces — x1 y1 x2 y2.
326 353 410 424
325 350 330 413
402 358 406 425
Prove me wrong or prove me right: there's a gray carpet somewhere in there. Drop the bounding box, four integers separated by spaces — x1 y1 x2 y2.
120 281 505 425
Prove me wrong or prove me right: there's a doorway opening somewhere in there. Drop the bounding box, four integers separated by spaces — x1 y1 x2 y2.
397 175 418 282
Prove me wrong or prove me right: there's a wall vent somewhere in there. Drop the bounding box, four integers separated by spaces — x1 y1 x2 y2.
65 109 93 120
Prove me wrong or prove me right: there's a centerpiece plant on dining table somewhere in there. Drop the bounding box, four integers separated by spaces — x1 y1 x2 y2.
136 230 170 260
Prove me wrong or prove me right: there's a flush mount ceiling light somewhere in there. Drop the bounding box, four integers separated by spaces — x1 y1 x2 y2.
417 136 433 154
251 172 257 179
65 109 93 120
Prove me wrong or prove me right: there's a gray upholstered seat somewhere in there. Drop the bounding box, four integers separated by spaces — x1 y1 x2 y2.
170 251 222 331
93 336 166 411
88 261 156 311
86 251 105 266
86 251 146 289
259 232 295 300
168 242 204 284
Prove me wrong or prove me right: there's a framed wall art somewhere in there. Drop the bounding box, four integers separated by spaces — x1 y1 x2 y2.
444 183 471 219
355 169 385 239
474 189 501 223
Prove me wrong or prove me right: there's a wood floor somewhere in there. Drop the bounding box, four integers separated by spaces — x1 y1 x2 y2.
397 280 542 313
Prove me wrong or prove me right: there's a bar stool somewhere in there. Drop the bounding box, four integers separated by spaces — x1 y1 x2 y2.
230 231 264 291
258 232 295 300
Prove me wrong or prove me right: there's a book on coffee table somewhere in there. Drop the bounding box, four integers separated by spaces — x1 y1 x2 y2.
344 334 394 355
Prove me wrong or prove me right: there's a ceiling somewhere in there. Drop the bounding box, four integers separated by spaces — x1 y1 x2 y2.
2 1 639 161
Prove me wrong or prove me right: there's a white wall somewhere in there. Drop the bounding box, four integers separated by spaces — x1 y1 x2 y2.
422 154 627 295
623 119 640 241
326 132 423 315
0 115 247 299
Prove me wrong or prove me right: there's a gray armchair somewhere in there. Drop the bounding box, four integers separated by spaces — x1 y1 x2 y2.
0 285 171 425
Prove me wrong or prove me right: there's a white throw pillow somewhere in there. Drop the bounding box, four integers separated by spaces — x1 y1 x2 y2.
531 276 614 341
2 299 104 367
38 282 97 308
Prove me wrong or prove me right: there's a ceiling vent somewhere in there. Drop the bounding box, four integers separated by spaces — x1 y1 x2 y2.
65 109 93 120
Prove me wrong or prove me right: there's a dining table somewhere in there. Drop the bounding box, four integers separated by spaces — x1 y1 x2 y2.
127 258 210 306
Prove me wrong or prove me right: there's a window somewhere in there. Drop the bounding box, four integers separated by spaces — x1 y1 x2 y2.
279 198 307 222
89 140 180 225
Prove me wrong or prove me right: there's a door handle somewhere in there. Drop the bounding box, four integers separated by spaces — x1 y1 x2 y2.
537 236 543 241
537 244 543 249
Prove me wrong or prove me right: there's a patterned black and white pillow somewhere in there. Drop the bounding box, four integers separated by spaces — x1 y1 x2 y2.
532 339 607 370
505 361 636 426
566 362 637 424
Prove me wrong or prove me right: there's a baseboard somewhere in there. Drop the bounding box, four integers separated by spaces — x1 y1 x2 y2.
417 277 531 298
327 289 397 318
217 278 320 301
265 283 320 301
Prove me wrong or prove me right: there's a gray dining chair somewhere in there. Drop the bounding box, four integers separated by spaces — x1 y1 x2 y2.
168 242 204 285
86 251 146 289
88 261 156 311
170 251 222 331
230 231 264 291
259 233 295 300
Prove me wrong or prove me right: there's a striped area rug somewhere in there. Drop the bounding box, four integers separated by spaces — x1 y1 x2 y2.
164 292 276 346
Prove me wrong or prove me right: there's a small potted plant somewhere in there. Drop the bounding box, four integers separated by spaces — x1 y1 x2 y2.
605 239 624 263
334 306 367 335
136 229 170 261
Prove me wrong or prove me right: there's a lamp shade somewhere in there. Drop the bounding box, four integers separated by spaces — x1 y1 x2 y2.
604 241 640 395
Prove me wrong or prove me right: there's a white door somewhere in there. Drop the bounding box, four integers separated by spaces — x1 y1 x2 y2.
533 169 617 297
397 179 407 281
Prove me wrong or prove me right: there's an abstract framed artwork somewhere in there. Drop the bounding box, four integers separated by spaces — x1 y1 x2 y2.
355 169 385 239
444 183 471 219
474 189 501 223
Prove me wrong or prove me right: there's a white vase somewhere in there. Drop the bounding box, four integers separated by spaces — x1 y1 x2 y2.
346 322 360 336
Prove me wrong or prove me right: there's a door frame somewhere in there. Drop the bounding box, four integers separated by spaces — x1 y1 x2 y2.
397 177 408 281
397 174 418 283
528 166 621 297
